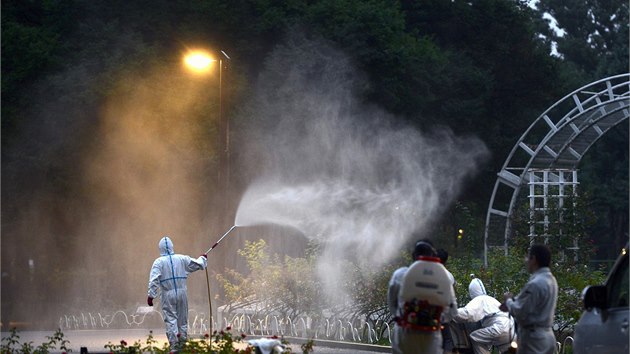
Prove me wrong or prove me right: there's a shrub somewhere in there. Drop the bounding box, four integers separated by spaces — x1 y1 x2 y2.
1 328 314 354
1 328 71 354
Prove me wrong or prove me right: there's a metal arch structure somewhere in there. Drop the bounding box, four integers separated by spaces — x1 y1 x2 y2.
484 74 630 266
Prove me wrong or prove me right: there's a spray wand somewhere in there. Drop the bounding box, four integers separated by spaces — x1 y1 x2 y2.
204 225 238 255
203 224 237 337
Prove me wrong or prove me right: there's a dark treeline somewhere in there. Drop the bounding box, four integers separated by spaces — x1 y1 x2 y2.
1 0 628 325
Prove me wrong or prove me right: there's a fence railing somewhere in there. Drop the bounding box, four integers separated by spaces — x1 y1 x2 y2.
59 308 393 345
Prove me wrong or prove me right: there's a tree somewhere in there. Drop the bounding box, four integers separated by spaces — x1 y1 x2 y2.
535 0 629 80
399 0 567 202
216 239 325 319
579 126 630 260
449 247 606 342
2 0 624 329
1 0 78 130
304 0 449 116
218 237 606 344
532 0 629 261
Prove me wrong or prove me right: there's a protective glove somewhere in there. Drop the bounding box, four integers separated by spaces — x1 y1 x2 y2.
499 292 513 312
147 296 154 306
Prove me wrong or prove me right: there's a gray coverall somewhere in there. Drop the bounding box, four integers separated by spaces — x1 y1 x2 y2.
505 267 558 354
148 236 207 349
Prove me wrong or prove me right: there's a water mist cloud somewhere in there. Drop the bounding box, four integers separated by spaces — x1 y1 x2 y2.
73 61 224 309
235 33 489 301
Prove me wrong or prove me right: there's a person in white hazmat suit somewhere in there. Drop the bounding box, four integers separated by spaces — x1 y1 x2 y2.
147 236 208 350
388 239 458 354
500 244 558 354
453 278 514 354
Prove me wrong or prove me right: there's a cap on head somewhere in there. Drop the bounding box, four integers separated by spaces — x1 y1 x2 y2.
412 239 436 260
159 236 174 256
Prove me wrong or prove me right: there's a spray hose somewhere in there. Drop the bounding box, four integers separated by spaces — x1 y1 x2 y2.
203 224 237 337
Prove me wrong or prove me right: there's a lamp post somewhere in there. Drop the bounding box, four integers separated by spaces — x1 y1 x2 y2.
183 49 231 195
219 50 231 205
183 49 231 336
184 50 231 162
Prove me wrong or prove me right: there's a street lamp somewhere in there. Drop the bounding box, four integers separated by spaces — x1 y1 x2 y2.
183 50 215 74
182 48 231 337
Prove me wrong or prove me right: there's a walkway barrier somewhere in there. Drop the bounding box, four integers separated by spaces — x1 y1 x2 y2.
59 309 393 346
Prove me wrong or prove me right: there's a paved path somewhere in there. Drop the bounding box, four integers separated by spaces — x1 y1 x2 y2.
1 329 390 353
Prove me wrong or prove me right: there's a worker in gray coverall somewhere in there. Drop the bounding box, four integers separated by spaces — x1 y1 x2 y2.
148 236 207 350
500 244 558 354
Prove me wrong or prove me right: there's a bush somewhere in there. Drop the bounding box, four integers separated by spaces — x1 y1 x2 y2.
2 327 315 354
1 328 71 354
448 247 606 342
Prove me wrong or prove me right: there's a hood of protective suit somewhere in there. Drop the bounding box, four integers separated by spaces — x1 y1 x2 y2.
469 278 487 299
159 236 175 256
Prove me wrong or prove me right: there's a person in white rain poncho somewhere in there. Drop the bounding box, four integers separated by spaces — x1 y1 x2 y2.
454 278 514 354
147 236 207 350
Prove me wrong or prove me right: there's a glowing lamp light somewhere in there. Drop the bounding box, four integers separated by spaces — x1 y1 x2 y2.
183 51 215 74
508 341 518 353
457 228 464 240
622 248 627 256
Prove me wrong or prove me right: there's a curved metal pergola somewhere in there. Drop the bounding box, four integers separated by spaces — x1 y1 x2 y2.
484 73 630 266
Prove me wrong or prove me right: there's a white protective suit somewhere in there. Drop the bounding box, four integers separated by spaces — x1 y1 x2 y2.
454 279 514 354
148 236 207 349
505 267 558 354
388 262 458 354
248 338 287 354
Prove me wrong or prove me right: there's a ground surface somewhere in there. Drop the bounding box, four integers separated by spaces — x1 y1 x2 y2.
0 329 390 353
